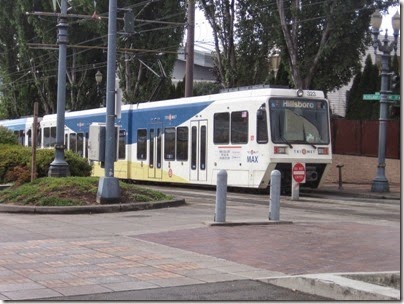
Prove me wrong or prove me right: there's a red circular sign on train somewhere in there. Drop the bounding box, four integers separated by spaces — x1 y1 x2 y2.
292 162 306 183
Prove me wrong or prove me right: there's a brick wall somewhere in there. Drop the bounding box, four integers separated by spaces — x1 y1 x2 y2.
324 154 400 185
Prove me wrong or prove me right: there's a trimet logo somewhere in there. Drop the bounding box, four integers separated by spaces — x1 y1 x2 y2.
165 114 177 121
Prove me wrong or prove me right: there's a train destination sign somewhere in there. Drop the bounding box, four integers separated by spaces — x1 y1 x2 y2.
270 99 325 109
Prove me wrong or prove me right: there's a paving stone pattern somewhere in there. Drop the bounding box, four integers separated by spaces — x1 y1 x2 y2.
137 222 400 275
0 237 280 300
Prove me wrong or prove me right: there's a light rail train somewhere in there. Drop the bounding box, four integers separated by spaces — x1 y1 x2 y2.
0 87 332 191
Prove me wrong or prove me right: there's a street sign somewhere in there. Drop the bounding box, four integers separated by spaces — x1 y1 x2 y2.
292 162 306 183
363 94 400 101
363 94 380 100
388 95 400 101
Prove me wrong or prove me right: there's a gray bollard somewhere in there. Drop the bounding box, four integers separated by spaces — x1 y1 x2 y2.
269 170 281 221
215 169 227 222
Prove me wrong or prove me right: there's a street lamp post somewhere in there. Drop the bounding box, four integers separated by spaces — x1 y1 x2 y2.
48 0 70 177
370 10 400 193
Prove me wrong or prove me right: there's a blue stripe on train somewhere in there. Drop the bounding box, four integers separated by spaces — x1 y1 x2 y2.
64 101 213 145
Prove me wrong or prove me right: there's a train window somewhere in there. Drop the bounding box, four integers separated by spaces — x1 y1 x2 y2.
69 133 77 152
37 128 42 147
44 128 51 147
118 130 126 160
257 106 268 144
164 127 175 160
214 112 229 144
77 133 84 157
149 129 154 166
50 127 57 147
176 127 188 161
200 126 206 170
137 129 147 160
27 129 32 146
156 128 161 167
231 111 248 144
191 126 197 169
85 132 89 158
14 130 24 145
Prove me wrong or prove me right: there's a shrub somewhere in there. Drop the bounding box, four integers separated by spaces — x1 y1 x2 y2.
0 126 18 145
0 145 30 182
4 165 31 185
0 145 93 184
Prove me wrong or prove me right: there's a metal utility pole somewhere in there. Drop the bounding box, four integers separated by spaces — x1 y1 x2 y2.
48 0 70 177
184 0 195 97
96 0 120 204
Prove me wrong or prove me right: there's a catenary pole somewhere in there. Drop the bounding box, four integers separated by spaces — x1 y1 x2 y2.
184 0 195 97
96 0 120 204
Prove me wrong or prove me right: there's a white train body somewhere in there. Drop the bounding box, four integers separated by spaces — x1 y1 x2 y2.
1 88 332 190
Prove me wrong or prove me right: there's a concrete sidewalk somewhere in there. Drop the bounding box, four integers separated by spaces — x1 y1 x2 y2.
0 183 400 301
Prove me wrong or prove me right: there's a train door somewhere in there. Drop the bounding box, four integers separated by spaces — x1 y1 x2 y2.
190 120 207 182
148 125 163 179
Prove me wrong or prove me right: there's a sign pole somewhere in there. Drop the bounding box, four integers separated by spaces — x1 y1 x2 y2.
291 179 300 201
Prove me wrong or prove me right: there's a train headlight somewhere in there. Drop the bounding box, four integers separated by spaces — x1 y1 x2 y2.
274 146 287 154
318 147 329 155
296 89 304 97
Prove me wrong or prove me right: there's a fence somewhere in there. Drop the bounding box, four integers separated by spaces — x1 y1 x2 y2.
330 119 400 159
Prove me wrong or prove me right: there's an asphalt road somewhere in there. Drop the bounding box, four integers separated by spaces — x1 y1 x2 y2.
39 280 330 301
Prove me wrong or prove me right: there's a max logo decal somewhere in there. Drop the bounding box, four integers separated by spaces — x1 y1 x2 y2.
247 155 259 163
247 149 259 163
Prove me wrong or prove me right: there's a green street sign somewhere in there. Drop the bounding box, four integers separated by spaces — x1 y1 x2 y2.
363 94 380 100
363 94 400 101
388 95 400 101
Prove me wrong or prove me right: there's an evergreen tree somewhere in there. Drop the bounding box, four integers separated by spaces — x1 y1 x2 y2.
346 55 380 120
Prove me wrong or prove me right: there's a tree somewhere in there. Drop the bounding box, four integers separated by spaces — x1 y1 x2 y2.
198 0 237 88
0 0 186 118
117 0 186 103
199 0 397 92
346 55 380 120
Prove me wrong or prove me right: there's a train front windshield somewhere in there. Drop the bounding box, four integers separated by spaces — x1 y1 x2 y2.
269 98 330 145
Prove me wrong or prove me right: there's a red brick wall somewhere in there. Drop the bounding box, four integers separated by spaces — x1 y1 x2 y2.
324 154 400 185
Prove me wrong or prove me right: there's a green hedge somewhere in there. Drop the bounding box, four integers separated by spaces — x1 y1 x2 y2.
0 126 18 145
0 144 93 184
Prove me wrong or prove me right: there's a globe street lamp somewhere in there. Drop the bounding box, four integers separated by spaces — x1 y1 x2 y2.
270 52 281 81
95 70 104 107
370 10 400 193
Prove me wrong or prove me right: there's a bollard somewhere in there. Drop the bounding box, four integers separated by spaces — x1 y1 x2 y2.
269 170 281 221
336 164 344 190
215 170 227 222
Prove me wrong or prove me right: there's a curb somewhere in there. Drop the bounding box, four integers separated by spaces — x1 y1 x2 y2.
0 198 186 214
205 220 293 226
259 271 400 300
304 190 400 200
